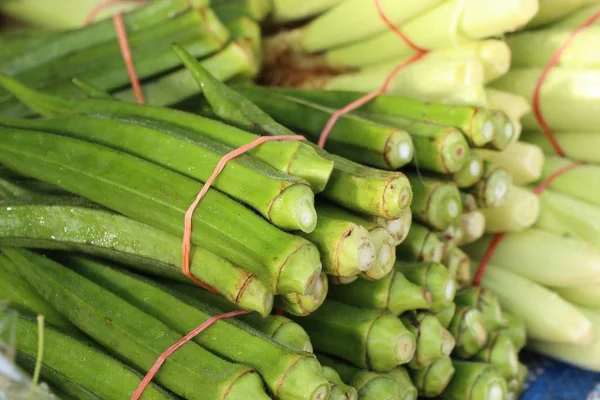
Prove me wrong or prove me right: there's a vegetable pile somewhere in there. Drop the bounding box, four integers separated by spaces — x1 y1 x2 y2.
0 0 600 399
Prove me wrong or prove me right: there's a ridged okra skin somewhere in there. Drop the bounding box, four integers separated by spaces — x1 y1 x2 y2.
454 287 508 332
443 361 508 400
292 300 416 371
0 74 334 193
434 303 457 329
66 256 330 400
158 281 314 353
247 88 497 148
0 128 322 296
448 306 489 359
317 354 403 400
9 312 175 400
320 366 358 400
400 312 455 370
473 332 519 379
409 357 455 397
234 86 415 170
0 202 273 316
327 268 431 315
4 249 270 400
385 366 418 400
0 114 318 233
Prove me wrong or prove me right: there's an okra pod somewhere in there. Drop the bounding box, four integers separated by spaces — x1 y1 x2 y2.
0 253 76 334
372 207 412 245
452 152 484 189
466 162 512 208
406 174 462 231
316 203 396 280
276 272 329 316
327 268 431 315
473 332 519 379
0 128 322 295
0 114 318 233
448 306 489 359
0 176 39 200
168 281 314 352
292 300 415 371
321 366 358 400
0 202 273 316
359 112 470 174
9 312 175 400
400 312 455 370
408 357 455 398
396 223 444 263
500 312 527 352
254 88 496 147
301 209 375 277
395 262 456 310
317 354 403 400
0 74 334 193
5 249 271 400
385 366 418 400
234 85 415 170
67 256 330 400
434 303 457 329
454 287 509 332
443 361 508 400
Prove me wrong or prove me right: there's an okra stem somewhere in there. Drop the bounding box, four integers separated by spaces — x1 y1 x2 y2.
443 361 508 400
276 272 329 316
472 332 519 379
466 161 512 208
408 357 455 398
448 306 489 359
400 312 455 370
396 223 445 263
452 152 484 189
454 287 509 332
373 207 412 245
433 303 456 329
407 174 462 231
395 262 456 310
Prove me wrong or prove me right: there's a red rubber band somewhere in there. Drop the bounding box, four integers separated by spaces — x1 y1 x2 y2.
531 11 600 158
317 0 429 148
472 162 583 286
130 309 249 400
181 135 305 290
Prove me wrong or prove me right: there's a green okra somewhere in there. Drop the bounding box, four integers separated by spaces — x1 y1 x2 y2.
72 78 113 99
500 312 527 352
160 280 314 352
327 268 432 315
486 111 515 151
328 275 359 285
456 210 486 247
317 354 403 400
276 272 329 316
300 209 375 277
452 152 485 189
400 312 455 370
0 176 39 200
321 366 358 400
372 207 412 245
0 252 76 334
508 363 527 399
473 332 519 379
9 312 175 400
212 0 272 21
0 113 318 233
234 85 415 170
222 17 262 63
466 162 512 208
115 40 259 107
396 222 444 263
448 306 489 359
454 287 509 332
123 56 412 219
0 0 209 75
385 367 418 400
442 247 471 285
0 74 333 193
0 128 321 295
292 300 416 371
315 203 396 280
0 201 273 316
406 174 462 231
443 361 508 400
251 88 497 147
408 357 455 398
66 256 330 400
461 193 478 213
5 249 270 400
434 303 457 329
357 112 470 174
395 262 456 310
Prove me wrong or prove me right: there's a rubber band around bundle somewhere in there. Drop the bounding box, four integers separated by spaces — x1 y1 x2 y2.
84 0 146 104
130 309 249 400
317 0 430 148
531 10 600 158
472 162 584 286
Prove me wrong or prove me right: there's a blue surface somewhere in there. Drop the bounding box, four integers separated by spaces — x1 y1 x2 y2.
521 352 600 400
